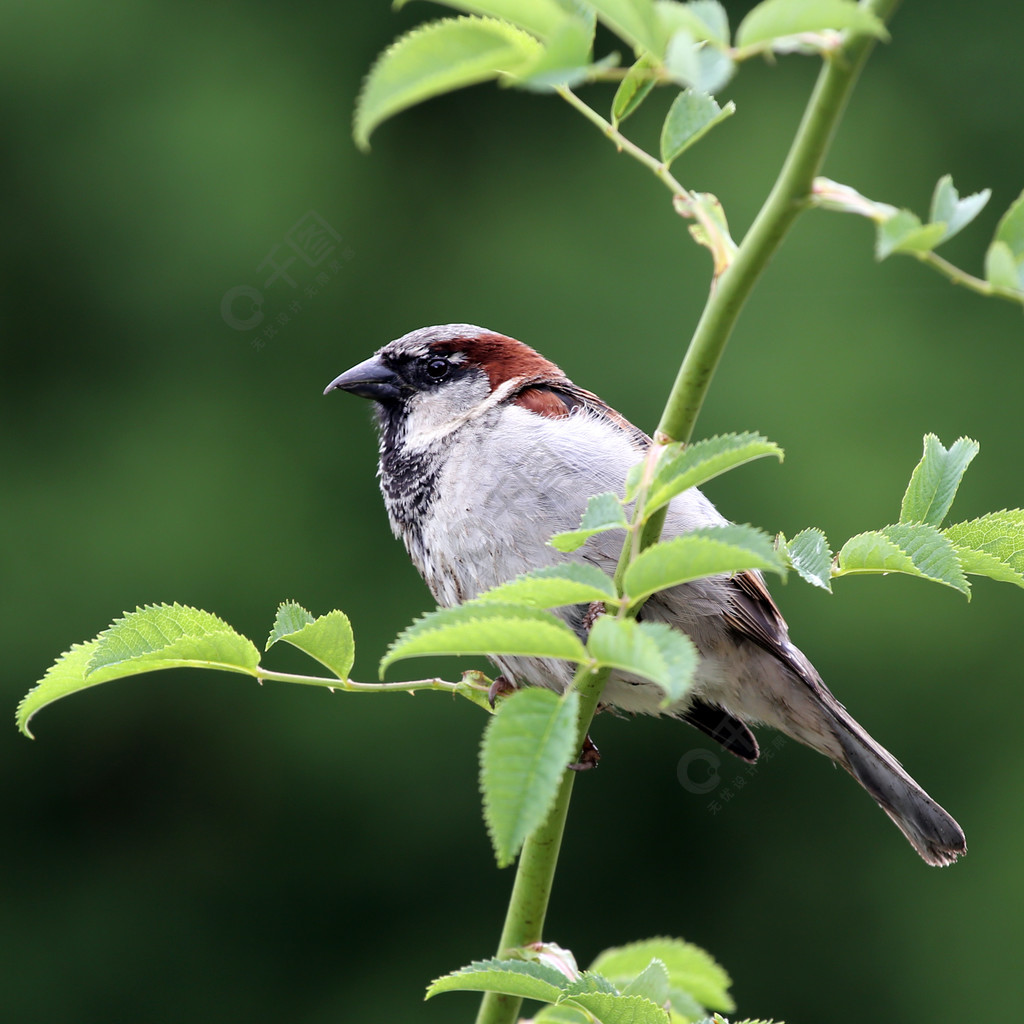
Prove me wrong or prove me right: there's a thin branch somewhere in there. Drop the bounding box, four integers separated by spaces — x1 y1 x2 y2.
920 250 1022 303
256 667 489 698
555 86 726 254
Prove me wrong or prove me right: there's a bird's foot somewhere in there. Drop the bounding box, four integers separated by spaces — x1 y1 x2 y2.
569 733 601 772
487 674 517 709
582 601 605 633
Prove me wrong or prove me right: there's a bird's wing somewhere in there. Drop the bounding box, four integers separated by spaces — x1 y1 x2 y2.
512 378 652 450
723 570 791 658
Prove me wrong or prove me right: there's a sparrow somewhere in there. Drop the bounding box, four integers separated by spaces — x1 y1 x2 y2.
325 324 966 866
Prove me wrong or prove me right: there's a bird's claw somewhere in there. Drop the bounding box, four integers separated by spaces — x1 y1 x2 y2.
487 674 517 709
568 733 601 772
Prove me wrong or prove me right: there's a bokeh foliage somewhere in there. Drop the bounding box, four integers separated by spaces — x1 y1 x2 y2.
2 2 1023 1022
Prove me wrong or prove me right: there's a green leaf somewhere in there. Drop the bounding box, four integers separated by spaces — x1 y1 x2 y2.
875 209 946 260
476 563 619 608
951 544 1024 588
612 54 659 126
994 187 1024 262
985 189 1024 291
265 600 314 647
480 688 579 866
624 525 786 605
984 239 1021 291
684 191 737 270
655 1 730 46
660 89 735 166
665 988 706 1019
590 937 735 1012
88 603 260 676
736 0 888 50
899 434 979 528
549 492 629 552
945 510 1024 588
660 25 733 93
531 1006 591 1024
426 957 569 1002
784 527 833 592
454 670 502 713
929 174 991 245
563 972 620 996
562 992 668 1024
18 605 261 739
663 28 699 86
517 16 609 91
381 603 587 673
587 617 697 707
644 433 784 517
266 602 355 680
837 530 916 574
394 0 578 40
876 524 969 595
836 523 970 596
588 0 667 56
353 17 542 149
692 44 735 94
18 641 141 739
621 959 671 1004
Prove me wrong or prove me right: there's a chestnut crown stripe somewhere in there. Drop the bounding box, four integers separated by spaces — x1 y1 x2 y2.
435 332 566 389
406 327 647 442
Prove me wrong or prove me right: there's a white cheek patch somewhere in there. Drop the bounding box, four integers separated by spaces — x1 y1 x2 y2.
404 376 522 448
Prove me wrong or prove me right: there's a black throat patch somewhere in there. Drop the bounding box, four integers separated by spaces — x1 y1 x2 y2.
375 404 442 545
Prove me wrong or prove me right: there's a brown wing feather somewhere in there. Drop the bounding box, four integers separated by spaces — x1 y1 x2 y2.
513 378 650 449
723 570 790 656
723 569 826 690
514 387 574 419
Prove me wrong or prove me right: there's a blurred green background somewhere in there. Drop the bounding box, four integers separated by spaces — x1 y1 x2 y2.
3 2 1022 1021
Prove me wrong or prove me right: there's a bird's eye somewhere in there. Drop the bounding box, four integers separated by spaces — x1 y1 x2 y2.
425 357 450 380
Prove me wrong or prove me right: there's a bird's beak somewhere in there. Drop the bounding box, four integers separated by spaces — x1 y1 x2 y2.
323 355 403 401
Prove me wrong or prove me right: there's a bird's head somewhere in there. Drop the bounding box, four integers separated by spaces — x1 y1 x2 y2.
324 324 575 447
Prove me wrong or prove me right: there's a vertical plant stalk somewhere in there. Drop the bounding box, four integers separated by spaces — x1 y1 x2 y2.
476 5 901 1023
474 667 609 1024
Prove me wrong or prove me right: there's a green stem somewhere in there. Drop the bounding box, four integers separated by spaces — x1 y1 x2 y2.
473 666 610 1024
255 667 493 711
920 250 1023 304
555 86 725 250
256 667 468 693
656 0 902 445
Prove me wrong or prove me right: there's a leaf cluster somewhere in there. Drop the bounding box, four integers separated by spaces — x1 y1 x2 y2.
16 600 492 739
355 0 889 149
814 176 1024 306
427 936 741 1023
782 434 1024 598
354 2 1024 301
20 432 1024 870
